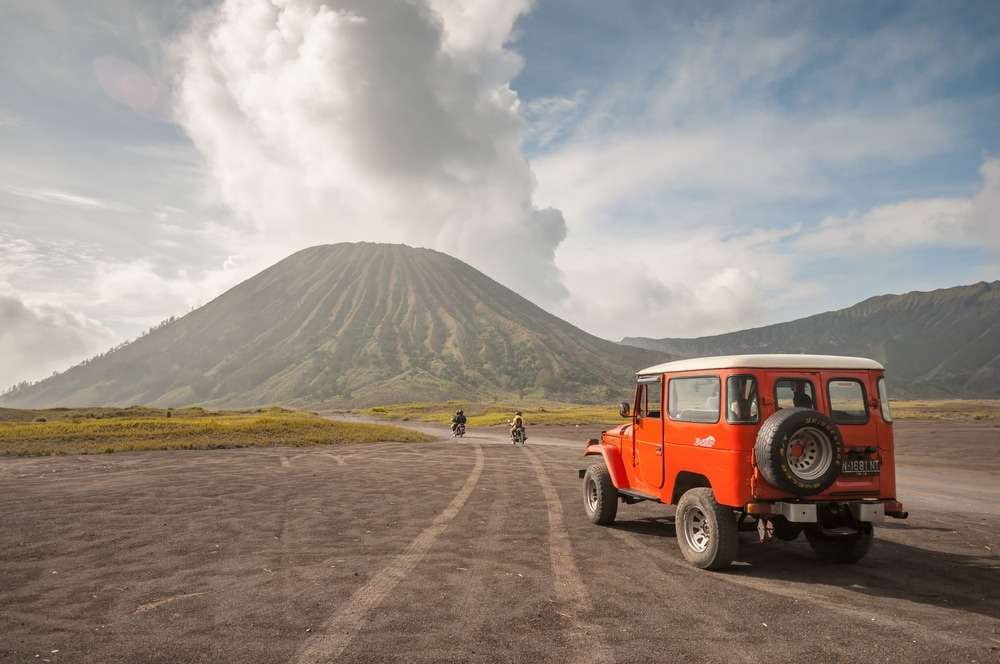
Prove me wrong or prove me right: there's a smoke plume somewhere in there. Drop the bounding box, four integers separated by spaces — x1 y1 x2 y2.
173 0 567 303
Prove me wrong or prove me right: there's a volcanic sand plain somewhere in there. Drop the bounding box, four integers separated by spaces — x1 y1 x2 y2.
1 419 998 663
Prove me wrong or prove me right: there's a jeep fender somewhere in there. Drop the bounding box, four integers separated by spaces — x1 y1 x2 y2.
582 439 629 490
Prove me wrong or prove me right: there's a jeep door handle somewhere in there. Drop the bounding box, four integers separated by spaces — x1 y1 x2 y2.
655 446 662 455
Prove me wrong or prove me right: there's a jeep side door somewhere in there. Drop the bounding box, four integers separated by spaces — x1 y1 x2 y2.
633 376 665 489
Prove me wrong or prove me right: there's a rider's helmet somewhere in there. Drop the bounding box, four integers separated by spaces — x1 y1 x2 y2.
515 411 522 416
458 409 464 415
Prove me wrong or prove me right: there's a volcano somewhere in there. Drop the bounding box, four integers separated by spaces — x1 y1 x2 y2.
4 243 663 408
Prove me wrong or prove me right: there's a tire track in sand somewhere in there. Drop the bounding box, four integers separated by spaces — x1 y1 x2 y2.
523 447 612 664
450 452 507 647
293 443 485 664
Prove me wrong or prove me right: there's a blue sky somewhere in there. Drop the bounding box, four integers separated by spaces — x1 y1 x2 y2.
1 0 999 385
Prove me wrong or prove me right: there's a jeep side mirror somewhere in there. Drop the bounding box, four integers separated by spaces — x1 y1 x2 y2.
618 401 631 418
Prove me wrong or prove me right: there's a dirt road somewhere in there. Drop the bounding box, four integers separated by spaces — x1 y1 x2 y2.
1 421 998 663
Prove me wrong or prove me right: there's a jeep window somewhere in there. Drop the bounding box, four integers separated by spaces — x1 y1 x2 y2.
775 378 815 410
828 379 868 424
726 375 759 424
668 376 720 423
877 377 893 423
646 379 662 418
635 377 662 419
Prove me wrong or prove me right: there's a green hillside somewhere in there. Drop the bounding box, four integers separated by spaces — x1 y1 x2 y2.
622 281 1000 398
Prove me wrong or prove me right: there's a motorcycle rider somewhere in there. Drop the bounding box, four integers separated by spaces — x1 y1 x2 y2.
510 410 525 443
451 409 467 434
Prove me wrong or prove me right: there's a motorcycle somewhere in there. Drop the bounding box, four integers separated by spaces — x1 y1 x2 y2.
452 423 466 438
511 426 526 446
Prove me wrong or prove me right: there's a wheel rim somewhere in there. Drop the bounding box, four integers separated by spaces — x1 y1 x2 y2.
683 506 711 553
785 426 834 481
587 477 599 512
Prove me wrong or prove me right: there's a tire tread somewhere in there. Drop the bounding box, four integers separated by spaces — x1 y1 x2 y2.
676 487 738 570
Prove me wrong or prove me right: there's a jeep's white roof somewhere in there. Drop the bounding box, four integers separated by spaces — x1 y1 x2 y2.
637 354 884 375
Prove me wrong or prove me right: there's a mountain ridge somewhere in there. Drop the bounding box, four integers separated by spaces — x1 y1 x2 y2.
622 280 1000 398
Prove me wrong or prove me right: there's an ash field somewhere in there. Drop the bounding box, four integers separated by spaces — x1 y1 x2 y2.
1 420 998 664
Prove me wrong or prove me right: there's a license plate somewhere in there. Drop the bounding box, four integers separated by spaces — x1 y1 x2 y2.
842 458 880 475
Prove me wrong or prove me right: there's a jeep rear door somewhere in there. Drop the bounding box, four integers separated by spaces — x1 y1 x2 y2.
633 375 665 489
822 373 881 495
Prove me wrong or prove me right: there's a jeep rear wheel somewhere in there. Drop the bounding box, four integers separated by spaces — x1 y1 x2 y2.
771 516 804 541
582 464 618 525
755 408 843 495
805 523 873 563
676 488 739 570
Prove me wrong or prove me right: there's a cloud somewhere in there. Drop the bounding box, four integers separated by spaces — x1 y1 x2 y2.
89 255 253 326
172 0 567 304
796 198 971 252
533 103 958 231
0 231 255 341
0 110 21 128
93 55 166 117
3 186 128 211
795 157 1000 252
552 225 799 340
970 158 1000 247
0 293 118 387
552 156 1000 340
522 91 587 149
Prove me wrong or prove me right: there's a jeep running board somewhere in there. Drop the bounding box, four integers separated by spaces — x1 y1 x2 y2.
617 488 660 504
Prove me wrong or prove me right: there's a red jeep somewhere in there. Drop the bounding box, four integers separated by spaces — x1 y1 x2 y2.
580 355 907 570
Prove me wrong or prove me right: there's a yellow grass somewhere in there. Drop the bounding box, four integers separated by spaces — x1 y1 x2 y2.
361 401 622 426
0 407 432 456
889 399 1000 421
0 405 234 422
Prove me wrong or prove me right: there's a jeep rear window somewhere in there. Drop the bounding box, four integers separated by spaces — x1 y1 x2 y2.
828 379 868 424
668 376 720 423
726 375 759 424
775 379 815 410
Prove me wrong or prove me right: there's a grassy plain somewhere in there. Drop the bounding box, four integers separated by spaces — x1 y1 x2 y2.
890 399 1000 421
3 400 991 458
0 406 431 456
360 401 622 426
360 399 1000 426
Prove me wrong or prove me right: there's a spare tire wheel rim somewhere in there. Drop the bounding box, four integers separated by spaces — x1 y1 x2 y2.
683 506 711 553
785 426 834 481
587 477 600 512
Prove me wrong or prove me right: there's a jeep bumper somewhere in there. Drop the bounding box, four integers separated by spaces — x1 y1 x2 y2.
746 499 907 523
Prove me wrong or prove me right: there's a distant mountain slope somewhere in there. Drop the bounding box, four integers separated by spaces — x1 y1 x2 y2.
2 243 663 408
622 281 1000 398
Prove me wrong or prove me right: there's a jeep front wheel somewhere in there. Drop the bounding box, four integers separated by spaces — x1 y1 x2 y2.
582 464 618 525
676 488 739 570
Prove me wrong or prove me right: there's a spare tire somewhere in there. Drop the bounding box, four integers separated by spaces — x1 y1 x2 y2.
755 408 843 495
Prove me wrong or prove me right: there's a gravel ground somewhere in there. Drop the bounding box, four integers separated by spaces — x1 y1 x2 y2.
1 420 998 663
